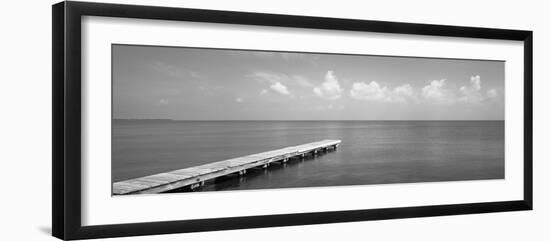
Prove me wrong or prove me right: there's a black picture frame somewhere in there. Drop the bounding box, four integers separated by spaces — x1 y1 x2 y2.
52 1 533 240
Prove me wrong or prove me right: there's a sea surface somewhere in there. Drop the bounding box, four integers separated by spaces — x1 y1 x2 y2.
112 120 504 192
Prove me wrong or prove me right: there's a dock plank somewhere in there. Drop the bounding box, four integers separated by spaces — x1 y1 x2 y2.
113 139 341 195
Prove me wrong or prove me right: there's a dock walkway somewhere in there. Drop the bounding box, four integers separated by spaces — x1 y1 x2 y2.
113 139 341 195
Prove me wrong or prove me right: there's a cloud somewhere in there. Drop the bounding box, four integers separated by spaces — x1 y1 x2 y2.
251 71 498 106
313 71 343 100
159 99 169 105
349 82 417 103
270 82 290 95
346 75 500 105
416 75 498 104
249 72 312 86
249 71 313 95
393 84 417 102
421 79 454 104
349 81 390 101
487 89 498 98
457 75 499 103
458 75 484 103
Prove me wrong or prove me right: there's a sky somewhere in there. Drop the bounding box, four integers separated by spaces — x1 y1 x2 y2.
112 44 505 120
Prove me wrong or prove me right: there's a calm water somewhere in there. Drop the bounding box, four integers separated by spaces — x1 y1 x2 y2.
112 120 504 192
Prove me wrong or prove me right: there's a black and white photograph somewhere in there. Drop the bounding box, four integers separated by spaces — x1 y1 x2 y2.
0 0 544 240
112 44 505 195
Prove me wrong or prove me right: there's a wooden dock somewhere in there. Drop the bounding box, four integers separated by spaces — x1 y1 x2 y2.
113 139 341 195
